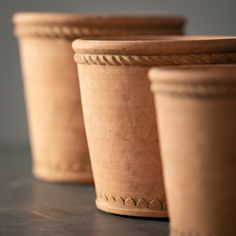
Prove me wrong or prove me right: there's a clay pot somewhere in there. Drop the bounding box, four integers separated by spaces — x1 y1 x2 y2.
73 36 236 217
13 13 185 183
149 65 236 235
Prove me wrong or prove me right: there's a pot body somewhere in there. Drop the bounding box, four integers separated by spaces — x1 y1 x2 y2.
14 13 185 183
18 37 92 182
150 66 236 235
78 64 166 217
74 35 236 216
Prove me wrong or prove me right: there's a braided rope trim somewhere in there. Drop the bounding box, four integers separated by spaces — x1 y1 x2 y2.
14 25 180 39
34 160 92 173
152 83 236 97
74 53 236 66
171 228 233 236
96 192 167 211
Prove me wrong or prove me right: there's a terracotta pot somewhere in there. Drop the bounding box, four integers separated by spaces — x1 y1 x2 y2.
73 36 236 217
13 13 185 183
149 65 236 235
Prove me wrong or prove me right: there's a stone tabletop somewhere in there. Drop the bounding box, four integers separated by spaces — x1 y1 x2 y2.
0 146 169 236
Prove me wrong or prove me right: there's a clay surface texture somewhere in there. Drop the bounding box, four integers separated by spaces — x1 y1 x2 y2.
74 36 236 217
150 65 236 235
13 13 185 183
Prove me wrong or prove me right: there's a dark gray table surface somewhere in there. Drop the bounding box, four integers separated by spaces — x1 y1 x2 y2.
0 146 169 236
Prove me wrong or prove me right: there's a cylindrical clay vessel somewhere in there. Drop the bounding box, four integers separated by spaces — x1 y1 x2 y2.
13 13 185 183
73 36 236 216
149 65 236 235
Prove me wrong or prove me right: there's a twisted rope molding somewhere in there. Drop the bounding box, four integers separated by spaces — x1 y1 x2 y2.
171 228 233 236
14 25 180 39
34 160 92 173
74 53 236 66
152 83 236 97
96 193 167 211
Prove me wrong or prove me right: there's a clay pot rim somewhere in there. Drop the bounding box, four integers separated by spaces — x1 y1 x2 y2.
73 35 236 55
149 65 236 84
13 12 185 27
149 65 236 97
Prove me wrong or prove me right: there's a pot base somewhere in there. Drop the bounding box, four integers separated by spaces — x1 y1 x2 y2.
96 198 168 218
33 166 94 184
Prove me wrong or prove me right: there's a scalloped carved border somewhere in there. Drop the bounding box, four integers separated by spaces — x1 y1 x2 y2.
171 228 232 236
152 83 236 97
34 160 92 173
14 25 180 39
74 53 236 66
97 192 167 211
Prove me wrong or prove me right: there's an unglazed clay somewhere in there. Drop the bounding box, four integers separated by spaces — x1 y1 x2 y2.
73 36 236 217
13 13 185 183
149 65 236 235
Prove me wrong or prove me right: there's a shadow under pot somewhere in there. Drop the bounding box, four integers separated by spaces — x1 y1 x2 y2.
149 65 236 235
13 12 185 183
73 36 236 217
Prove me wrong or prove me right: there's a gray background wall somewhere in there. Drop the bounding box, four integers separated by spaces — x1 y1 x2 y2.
0 0 236 146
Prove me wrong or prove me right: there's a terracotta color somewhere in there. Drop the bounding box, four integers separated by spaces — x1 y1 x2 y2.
13 13 185 183
149 65 236 235
73 36 236 217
